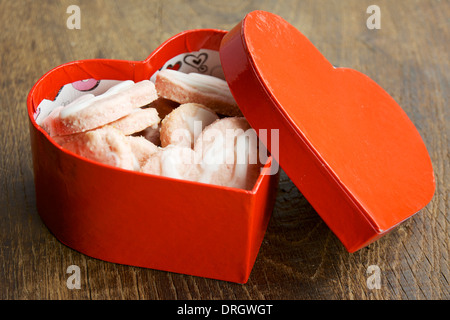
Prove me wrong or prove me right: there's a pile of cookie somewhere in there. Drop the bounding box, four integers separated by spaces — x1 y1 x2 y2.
40 69 263 190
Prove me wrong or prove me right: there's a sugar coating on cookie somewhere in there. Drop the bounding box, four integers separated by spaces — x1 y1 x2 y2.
38 77 261 190
194 117 261 190
109 107 160 136
126 135 159 169
141 145 199 182
50 80 158 136
62 126 137 171
155 69 242 117
134 124 161 146
52 131 84 147
41 105 65 137
160 103 219 148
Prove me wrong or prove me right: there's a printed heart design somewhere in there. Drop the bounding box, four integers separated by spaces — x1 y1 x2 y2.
220 11 435 252
166 61 182 71
183 53 208 72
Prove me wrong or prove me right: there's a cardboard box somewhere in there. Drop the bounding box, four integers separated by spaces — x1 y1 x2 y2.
27 29 279 284
27 11 435 283
220 11 435 252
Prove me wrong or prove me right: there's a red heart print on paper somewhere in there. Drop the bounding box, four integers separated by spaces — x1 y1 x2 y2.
166 61 182 71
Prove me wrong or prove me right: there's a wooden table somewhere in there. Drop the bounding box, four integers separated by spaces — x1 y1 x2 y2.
1 0 448 300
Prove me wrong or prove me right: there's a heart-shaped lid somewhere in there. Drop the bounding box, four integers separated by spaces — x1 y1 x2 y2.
219 11 435 251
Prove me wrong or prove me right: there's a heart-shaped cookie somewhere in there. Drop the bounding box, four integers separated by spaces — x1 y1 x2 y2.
220 11 435 252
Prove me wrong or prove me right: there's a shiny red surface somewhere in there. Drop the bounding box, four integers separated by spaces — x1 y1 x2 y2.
220 11 435 252
27 29 279 283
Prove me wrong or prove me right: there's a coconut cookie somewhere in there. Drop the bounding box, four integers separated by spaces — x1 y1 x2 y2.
46 80 158 137
194 117 261 190
62 126 137 171
109 107 160 136
38 77 262 191
160 103 219 148
126 135 159 169
155 69 242 117
141 145 199 182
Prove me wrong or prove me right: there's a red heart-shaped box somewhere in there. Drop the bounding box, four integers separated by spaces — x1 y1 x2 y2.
27 29 279 284
27 10 435 283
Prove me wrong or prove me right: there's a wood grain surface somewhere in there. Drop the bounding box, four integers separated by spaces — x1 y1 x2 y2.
0 0 448 300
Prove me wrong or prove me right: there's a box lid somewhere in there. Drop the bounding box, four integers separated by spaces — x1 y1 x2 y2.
219 10 435 252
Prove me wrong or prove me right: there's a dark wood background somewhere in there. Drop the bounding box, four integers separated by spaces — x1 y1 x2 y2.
0 0 448 300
